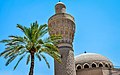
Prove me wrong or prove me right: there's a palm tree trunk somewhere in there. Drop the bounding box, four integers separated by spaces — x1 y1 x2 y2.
29 52 34 75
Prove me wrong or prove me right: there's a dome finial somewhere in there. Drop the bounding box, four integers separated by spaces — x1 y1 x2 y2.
59 0 61 2
84 51 87 53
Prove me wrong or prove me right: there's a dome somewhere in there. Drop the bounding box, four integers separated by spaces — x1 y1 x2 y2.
56 2 65 5
56 2 66 7
75 53 113 70
55 2 66 14
75 53 113 65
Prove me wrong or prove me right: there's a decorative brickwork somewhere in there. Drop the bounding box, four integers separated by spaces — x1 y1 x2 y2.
54 48 76 75
48 2 76 75
48 14 75 44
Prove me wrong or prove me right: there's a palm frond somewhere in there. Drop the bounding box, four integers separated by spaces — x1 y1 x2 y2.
0 21 61 71
17 24 31 41
43 43 59 52
37 39 44 44
36 45 41 51
14 54 26 70
0 39 11 43
40 54 50 68
39 28 48 38
43 37 51 43
38 24 48 38
5 54 18 66
8 35 25 44
4 45 25 58
41 48 61 63
19 49 27 55
31 24 48 43
17 24 26 33
50 35 62 41
36 53 41 61
43 35 62 44
26 54 30 65
4 51 14 59
0 50 11 57
38 24 47 32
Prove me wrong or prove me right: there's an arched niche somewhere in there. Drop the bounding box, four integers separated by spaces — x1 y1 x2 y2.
83 63 90 69
99 62 104 67
76 64 82 70
91 62 97 68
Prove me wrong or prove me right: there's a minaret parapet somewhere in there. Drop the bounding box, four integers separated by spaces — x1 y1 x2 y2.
48 13 75 24
48 2 75 47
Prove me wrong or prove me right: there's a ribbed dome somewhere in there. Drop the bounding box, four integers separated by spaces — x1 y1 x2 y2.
75 53 112 65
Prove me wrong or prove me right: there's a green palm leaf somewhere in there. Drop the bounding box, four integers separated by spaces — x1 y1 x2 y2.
40 54 50 68
0 39 11 43
26 54 30 65
36 53 41 61
5 54 18 66
0 21 61 75
0 50 12 57
14 54 26 70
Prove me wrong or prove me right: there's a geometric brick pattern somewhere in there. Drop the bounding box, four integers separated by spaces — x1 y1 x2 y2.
54 48 76 75
48 2 76 75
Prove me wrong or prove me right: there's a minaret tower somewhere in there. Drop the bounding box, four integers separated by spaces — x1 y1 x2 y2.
48 2 76 75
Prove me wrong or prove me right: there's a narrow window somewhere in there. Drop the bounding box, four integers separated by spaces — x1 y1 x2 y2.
92 63 96 68
84 64 89 68
77 66 81 70
105 64 108 67
109 65 112 68
99 63 103 67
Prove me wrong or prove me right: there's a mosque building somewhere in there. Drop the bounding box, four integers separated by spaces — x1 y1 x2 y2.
48 2 120 75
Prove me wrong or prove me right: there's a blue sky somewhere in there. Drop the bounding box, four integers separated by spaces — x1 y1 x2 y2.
0 0 120 75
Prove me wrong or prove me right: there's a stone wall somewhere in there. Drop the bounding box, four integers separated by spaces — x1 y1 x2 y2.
111 68 120 75
76 68 103 75
54 47 76 75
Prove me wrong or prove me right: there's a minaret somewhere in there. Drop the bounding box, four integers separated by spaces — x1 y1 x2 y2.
48 2 76 75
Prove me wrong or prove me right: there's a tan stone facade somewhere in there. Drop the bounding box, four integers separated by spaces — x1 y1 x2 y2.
75 53 120 75
111 69 120 75
77 68 103 75
54 48 76 75
48 2 120 75
48 2 76 75
76 67 120 75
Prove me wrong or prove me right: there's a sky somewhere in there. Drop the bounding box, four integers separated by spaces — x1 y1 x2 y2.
0 0 120 75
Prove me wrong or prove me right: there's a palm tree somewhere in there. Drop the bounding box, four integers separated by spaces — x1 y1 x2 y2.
0 21 61 75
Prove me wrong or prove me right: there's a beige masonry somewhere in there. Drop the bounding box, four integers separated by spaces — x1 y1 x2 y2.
48 2 76 75
48 2 120 75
